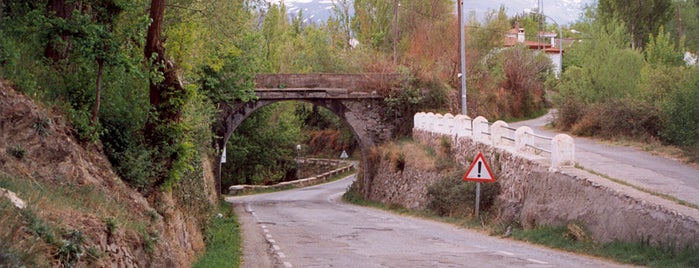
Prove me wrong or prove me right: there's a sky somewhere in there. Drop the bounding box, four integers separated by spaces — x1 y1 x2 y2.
268 0 596 26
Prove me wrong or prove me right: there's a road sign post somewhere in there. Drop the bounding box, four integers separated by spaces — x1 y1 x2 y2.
463 152 495 217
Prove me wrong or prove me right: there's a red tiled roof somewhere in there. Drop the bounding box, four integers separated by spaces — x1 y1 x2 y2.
503 37 552 49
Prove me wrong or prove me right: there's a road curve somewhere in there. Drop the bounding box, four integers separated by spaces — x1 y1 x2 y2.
509 110 699 206
226 176 632 268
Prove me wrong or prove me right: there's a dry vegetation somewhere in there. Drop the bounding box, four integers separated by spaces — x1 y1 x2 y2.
0 81 212 266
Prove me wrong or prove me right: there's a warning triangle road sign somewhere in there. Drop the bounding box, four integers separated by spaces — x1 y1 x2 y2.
463 152 495 182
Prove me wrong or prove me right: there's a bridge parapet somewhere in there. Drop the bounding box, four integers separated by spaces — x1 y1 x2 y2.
255 73 400 94
413 112 575 169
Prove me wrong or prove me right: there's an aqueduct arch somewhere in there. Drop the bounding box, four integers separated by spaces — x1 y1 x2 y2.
212 74 401 196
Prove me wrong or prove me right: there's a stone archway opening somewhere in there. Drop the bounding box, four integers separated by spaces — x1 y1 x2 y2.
212 73 402 196
218 100 361 191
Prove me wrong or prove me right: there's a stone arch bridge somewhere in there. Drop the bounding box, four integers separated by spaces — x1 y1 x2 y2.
213 73 402 195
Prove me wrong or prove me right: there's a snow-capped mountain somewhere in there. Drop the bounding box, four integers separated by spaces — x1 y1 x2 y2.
463 0 595 25
268 0 595 26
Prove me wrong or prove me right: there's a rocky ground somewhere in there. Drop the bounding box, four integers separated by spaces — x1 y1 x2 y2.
0 80 212 267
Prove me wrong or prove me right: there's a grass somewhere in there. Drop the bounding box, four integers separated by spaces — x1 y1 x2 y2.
192 202 242 268
0 171 156 264
343 187 699 268
0 199 51 266
574 163 699 210
511 225 699 268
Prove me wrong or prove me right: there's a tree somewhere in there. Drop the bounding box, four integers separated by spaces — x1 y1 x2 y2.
44 0 78 62
558 19 642 103
223 102 302 186
598 0 674 49
665 0 699 53
352 0 393 51
645 26 685 66
498 46 550 117
144 0 192 190
261 3 289 72
329 0 353 49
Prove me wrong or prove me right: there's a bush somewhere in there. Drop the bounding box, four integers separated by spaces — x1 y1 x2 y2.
561 98 660 140
596 99 660 139
553 96 585 131
6 145 26 160
426 169 500 217
660 78 699 148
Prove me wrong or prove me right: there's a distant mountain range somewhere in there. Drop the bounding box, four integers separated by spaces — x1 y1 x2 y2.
270 0 595 25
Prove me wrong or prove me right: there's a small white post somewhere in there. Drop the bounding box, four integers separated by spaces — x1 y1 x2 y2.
515 126 534 152
552 134 575 167
472 116 489 143
490 120 509 147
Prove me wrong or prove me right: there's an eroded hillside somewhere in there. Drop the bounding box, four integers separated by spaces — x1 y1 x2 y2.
0 80 216 267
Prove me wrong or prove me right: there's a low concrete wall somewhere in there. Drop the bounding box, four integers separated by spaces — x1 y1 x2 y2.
405 130 699 248
228 162 355 195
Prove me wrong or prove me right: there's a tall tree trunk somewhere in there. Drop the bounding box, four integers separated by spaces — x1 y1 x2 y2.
90 58 104 126
45 0 76 61
144 0 186 189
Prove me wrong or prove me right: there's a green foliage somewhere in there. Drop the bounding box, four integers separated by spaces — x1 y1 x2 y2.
666 0 699 52
6 144 26 160
638 64 691 104
352 0 394 51
597 0 674 48
660 73 699 148
199 51 257 104
223 102 302 187
33 114 52 137
644 27 685 66
426 169 500 217
467 7 510 56
57 229 86 266
558 23 644 104
104 217 118 235
193 203 242 268
512 224 699 267
384 68 424 133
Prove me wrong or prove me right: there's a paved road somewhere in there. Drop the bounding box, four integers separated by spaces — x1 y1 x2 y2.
509 110 699 207
226 176 632 268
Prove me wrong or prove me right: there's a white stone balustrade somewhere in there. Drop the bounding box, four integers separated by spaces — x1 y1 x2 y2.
514 126 533 152
552 134 575 167
444 113 455 135
412 112 575 168
453 115 472 138
472 116 490 144
490 120 509 146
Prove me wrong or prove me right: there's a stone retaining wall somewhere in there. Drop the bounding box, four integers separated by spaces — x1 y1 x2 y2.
368 127 699 249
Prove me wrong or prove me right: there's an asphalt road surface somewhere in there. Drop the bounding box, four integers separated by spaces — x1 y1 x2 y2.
226 176 632 268
509 110 699 206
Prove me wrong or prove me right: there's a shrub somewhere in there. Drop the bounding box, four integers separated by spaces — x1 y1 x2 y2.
6 145 26 160
33 115 52 137
563 99 660 140
660 77 699 148
596 99 660 139
553 96 585 131
426 169 500 217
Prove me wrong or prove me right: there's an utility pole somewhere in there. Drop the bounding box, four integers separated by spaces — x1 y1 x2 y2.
459 0 477 217
458 0 467 116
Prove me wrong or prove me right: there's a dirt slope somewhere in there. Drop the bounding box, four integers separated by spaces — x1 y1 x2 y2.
0 80 212 267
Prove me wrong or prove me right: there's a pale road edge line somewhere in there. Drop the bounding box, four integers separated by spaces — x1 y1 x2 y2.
497 250 515 256
326 191 345 203
244 202 293 268
526 258 549 265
